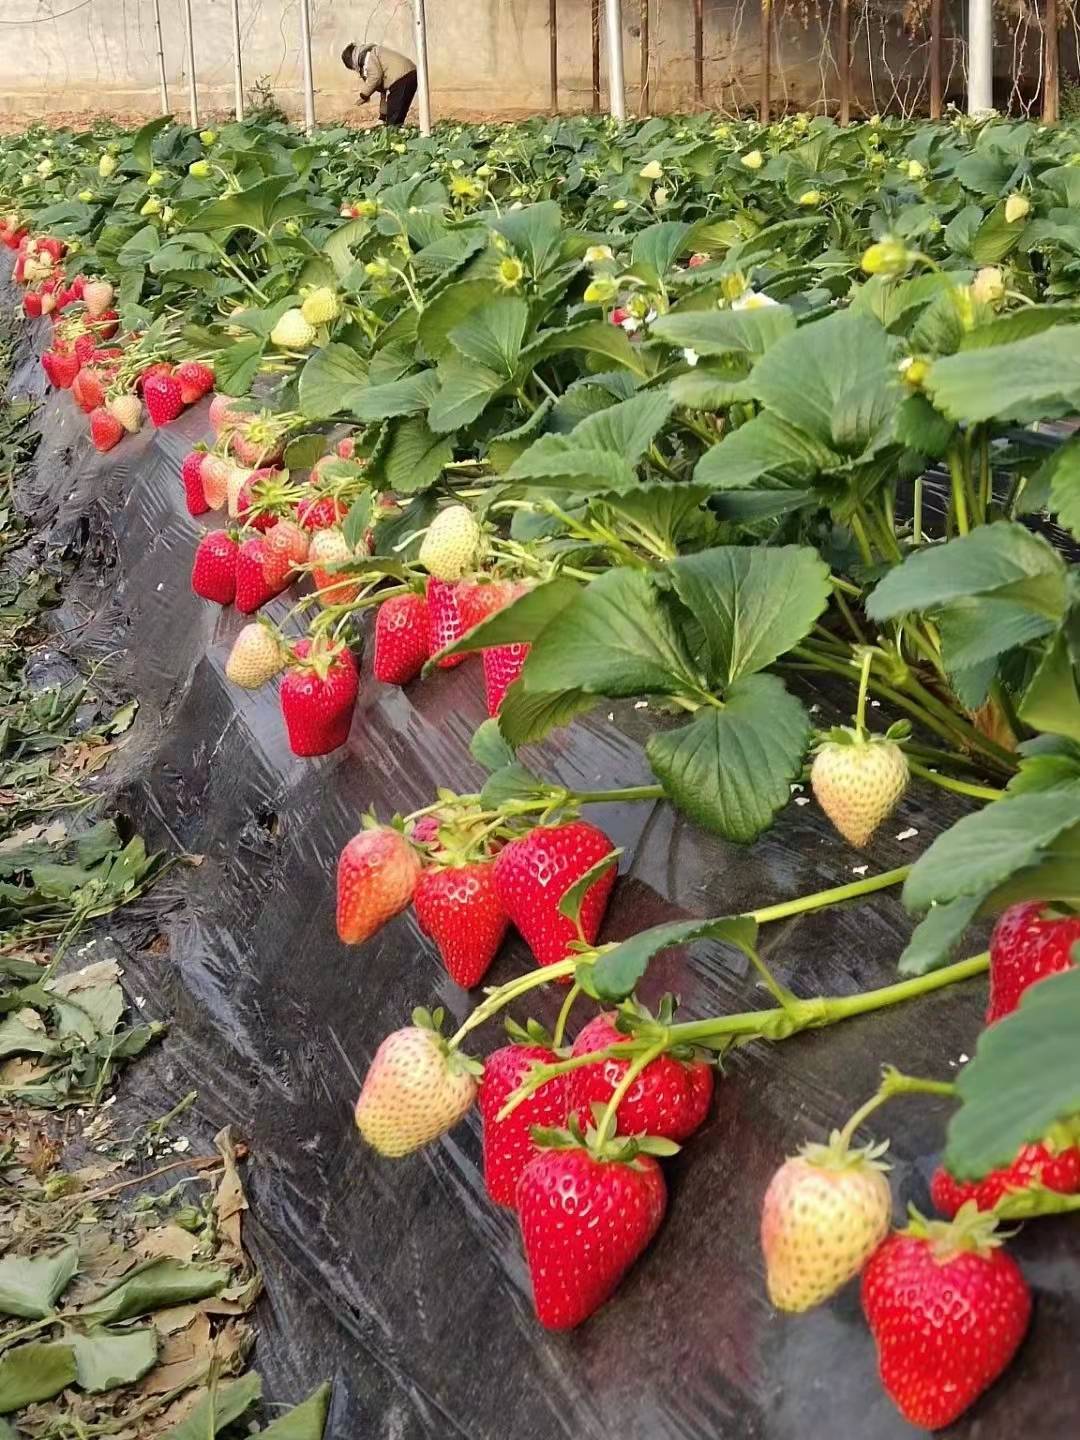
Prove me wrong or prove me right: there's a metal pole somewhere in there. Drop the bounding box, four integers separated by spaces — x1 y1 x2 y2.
298 0 316 132
639 0 649 112
181 0 198 126
694 0 704 101
760 0 771 122
1043 0 1060 122
839 0 850 123
412 0 433 135
592 0 601 112
930 0 943 117
967 0 993 113
231 0 244 121
151 0 169 113
549 0 558 113
605 0 626 119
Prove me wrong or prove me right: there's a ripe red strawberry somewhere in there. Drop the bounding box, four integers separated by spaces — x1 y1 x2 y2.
862 1214 1031 1430
309 528 362 607
986 901 1080 1023
336 436 356 459
40 350 62 386
235 536 286 614
263 519 309 590
373 592 431 685
414 861 509 987
479 1041 568 1207
72 366 106 414
144 371 185 426
36 236 66 263
48 349 80 389
181 452 210 516
22 292 42 319
456 577 513 633
136 362 173 396
931 1139 1080 1217
493 821 617 970
518 1141 667 1329
425 577 468 670
73 333 97 365
236 469 284 532
175 360 215 405
89 406 125 453
279 641 358 756
90 309 119 341
567 1013 714 1141
355 1017 477 1157
483 643 530 716
336 825 422 944
191 530 238 604
296 493 347 531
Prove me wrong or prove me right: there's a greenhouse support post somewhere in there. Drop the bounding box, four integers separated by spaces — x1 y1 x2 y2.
839 0 850 123
1044 0 1060 122
152 0 169 113
231 0 244 121
299 0 316 132
694 0 704 100
592 0 602 111
605 0 627 119
413 0 433 135
760 0 771 121
930 0 943 118
640 0 650 112
549 0 559 112
182 0 198 126
968 0 993 113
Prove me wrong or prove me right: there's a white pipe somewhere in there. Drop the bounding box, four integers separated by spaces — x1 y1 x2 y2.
605 0 626 121
231 0 244 120
181 0 198 126
968 0 994 113
299 0 316 132
412 0 433 135
152 0 169 114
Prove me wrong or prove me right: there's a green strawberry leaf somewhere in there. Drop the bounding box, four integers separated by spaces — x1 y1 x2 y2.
558 851 623 927
582 915 758 1003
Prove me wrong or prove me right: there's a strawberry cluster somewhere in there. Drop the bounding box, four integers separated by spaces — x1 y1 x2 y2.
760 900 1080 1430
12 222 216 454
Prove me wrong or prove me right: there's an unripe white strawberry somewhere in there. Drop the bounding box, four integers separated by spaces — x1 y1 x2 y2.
201 454 232 510
226 465 251 519
226 623 285 688
40 292 57 315
209 392 249 436
107 394 142 433
83 280 114 317
762 1137 892 1312
270 307 316 350
419 505 481 580
301 286 341 326
355 1018 478 1158
1004 192 1030 224
309 527 361 606
810 734 908 848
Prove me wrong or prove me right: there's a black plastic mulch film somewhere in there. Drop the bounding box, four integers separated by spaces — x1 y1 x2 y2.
5 273 1079 1440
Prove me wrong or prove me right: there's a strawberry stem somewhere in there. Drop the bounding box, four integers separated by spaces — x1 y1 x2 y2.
906 759 1004 803
447 957 578 1050
595 1038 667 1145
855 648 874 737
552 982 582 1050
837 1067 957 1149
747 865 910 925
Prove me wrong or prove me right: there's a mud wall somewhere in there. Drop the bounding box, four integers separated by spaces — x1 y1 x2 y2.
8 271 1080 1438
0 0 950 123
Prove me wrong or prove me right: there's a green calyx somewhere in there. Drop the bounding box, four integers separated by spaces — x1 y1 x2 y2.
530 1111 680 1166
411 1006 482 1078
904 1201 1010 1259
800 1133 892 1173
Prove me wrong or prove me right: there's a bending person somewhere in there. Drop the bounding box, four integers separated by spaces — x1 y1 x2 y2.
341 42 418 127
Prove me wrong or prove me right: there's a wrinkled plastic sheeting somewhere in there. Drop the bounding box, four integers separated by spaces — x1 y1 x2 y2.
7 285 1080 1440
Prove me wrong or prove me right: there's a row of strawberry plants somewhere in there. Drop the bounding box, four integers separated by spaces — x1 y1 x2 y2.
2 108 1079 1431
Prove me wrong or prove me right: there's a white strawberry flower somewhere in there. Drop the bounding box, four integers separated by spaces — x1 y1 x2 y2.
732 290 779 311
